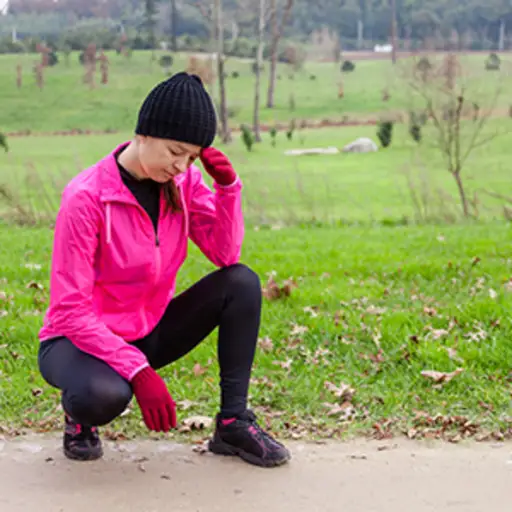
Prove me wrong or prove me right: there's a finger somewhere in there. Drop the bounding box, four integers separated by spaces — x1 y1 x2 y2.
141 408 155 431
150 408 161 432
159 406 170 432
167 402 177 429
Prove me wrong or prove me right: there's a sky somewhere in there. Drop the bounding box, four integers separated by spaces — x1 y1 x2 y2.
0 0 8 14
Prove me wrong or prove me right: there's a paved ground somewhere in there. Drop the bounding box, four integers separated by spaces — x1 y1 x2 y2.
0 434 511 512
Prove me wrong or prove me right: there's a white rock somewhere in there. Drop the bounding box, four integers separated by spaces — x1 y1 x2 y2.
284 147 339 156
342 137 379 153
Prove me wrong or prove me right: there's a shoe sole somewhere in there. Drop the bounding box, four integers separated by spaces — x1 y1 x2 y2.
64 446 104 462
208 439 290 468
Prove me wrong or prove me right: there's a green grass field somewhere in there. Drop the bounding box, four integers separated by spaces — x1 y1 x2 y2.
0 51 511 442
1 50 511 133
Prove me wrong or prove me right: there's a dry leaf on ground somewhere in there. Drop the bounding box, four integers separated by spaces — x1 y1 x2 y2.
421 368 464 384
193 363 207 377
324 381 355 402
258 336 274 352
262 274 297 301
182 416 213 430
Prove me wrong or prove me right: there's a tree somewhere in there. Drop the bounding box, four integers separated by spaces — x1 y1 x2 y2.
145 0 158 49
253 0 267 142
404 52 507 218
170 0 178 51
266 0 294 109
214 0 232 143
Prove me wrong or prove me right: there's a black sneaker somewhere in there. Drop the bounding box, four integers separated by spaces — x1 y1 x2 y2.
208 410 291 468
63 415 103 461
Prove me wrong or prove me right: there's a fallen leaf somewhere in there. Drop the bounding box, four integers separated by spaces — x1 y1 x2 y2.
26 281 44 290
303 306 319 317
428 328 449 340
182 416 213 430
423 306 438 317
324 381 355 402
138 464 146 472
31 388 43 397
193 363 206 377
262 274 297 301
192 442 209 454
258 336 274 352
290 324 308 336
0 311 7 318
272 359 293 371
489 288 498 300
349 454 367 460
177 399 198 411
0 291 6 301
160 474 172 480
24 263 42 270
445 347 463 363
365 305 387 315
421 368 464 384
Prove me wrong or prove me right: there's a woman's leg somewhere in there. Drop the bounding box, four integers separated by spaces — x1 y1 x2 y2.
134 263 262 419
38 337 133 426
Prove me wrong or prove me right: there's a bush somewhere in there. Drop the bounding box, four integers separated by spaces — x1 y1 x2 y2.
159 54 173 75
0 133 8 153
0 38 26 54
416 56 432 72
251 61 264 74
341 60 355 72
485 53 501 71
48 51 59 67
241 125 254 152
269 127 277 147
409 124 422 143
377 121 394 148
231 71 240 79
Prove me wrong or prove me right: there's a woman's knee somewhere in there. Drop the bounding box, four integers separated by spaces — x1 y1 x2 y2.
64 375 132 426
222 263 261 297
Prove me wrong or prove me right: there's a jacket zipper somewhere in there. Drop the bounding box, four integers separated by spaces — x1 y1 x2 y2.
103 196 161 334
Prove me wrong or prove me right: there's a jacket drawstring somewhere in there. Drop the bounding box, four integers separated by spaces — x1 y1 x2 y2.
105 202 112 244
179 185 189 237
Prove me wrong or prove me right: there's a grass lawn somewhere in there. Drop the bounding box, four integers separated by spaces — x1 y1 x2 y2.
0 128 512 442
1 222 511 442
1 122 511 226
0 50 511 133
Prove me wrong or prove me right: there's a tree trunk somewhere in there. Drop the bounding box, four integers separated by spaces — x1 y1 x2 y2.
390 0 397 64
266 0 278 108
498 18 505 52
215 0 231 143
453 170 470 218
170 0 177 52
253 0 265 142
357 19 363 50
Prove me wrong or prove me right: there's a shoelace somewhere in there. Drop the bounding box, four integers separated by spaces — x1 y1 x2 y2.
244 411 282 449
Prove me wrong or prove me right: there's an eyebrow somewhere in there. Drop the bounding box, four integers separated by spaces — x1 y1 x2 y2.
173 143 198 157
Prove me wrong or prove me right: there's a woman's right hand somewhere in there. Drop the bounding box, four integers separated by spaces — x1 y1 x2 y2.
131 366 177 432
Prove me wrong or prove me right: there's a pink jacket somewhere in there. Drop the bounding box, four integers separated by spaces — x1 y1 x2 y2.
39 142 244 381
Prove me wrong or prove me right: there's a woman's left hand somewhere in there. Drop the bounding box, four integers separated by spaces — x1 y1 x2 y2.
200 147 237 186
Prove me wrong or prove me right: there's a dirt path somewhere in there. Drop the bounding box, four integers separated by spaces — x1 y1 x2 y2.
1 434 510 512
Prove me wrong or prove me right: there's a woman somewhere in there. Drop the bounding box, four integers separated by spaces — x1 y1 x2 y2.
37 72 290 469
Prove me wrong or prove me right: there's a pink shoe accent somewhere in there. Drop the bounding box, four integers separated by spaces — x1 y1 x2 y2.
221 417 237 426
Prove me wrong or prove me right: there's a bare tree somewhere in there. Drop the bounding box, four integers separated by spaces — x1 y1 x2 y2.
403 53 507 219
390 0 397 64
214 0 232 143
170 0 178 52
253 0 267 142
266 0 294 109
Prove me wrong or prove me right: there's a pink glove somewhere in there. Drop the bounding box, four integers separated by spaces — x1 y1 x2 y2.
200 147 237 186
131 367 177 432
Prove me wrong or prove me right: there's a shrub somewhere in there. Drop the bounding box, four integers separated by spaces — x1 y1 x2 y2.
251 61 264 74
416 56 432 72
0 133 8 153
0 39 26 54
341 60 355 72
409 124 422 143
485 53 501 71
241 125 254 152
48 51 59 67
159 54 173 75
286 120 296 141
231 71 240 79
377 121 394 148
269 127 277 147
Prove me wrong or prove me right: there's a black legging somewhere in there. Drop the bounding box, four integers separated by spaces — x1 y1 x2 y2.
38 263 262 426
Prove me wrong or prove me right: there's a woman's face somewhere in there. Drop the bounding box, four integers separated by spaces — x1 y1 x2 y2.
137 136 201 183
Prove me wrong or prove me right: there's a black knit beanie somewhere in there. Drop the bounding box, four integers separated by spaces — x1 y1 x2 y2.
135 72 217 148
